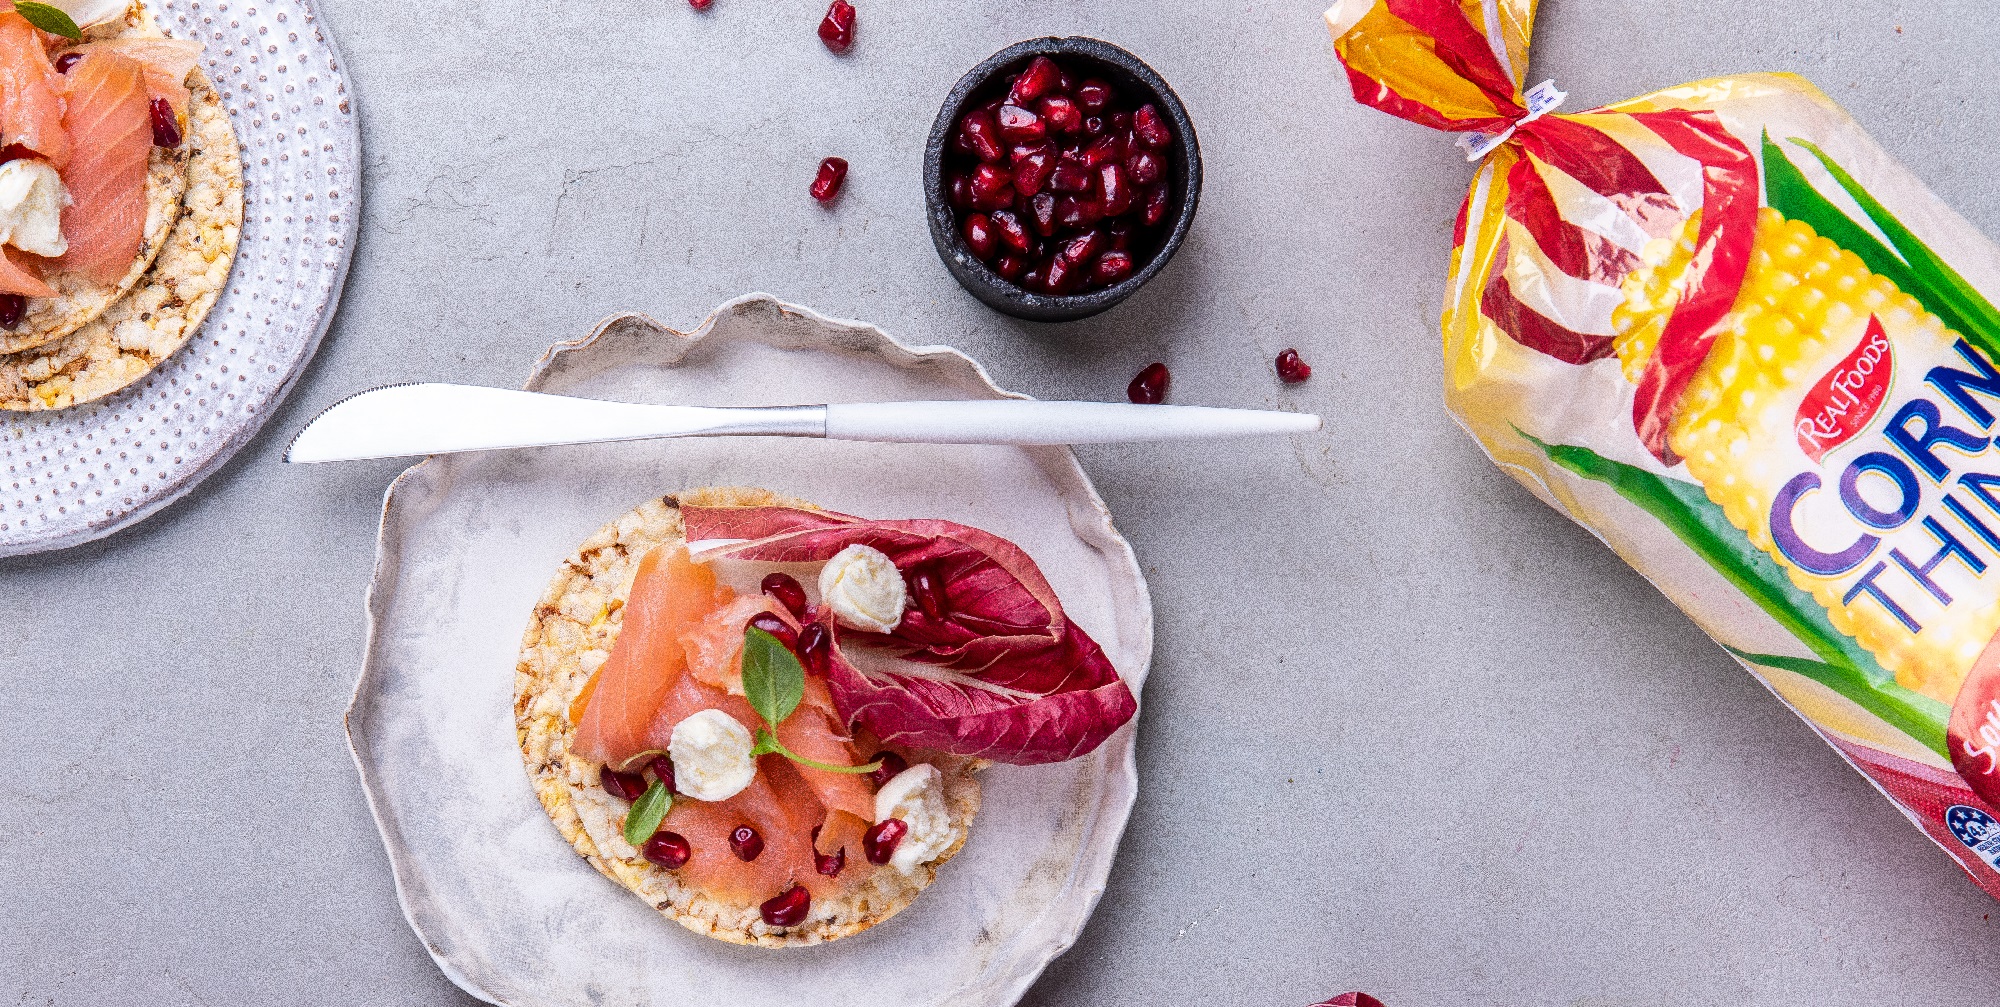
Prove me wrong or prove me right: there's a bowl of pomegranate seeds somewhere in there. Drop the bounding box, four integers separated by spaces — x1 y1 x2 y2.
925 38 1201 322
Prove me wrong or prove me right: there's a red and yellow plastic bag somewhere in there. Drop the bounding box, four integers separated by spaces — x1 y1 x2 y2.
1329 0 2000 894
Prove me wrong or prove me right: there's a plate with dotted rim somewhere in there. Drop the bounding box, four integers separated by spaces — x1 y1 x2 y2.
346 294 1151 1006
0 0 358 557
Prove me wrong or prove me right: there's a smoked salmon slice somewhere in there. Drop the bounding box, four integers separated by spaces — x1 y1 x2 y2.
74 38 201 118
0 246 53 298
571 546 724 769
0 14 69 168
57 49 152 286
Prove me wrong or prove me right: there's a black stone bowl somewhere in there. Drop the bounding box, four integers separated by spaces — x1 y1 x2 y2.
924 37 1202 323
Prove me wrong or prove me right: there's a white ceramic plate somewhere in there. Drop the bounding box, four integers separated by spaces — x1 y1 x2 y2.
347 294 1152 1007
0 0 359 556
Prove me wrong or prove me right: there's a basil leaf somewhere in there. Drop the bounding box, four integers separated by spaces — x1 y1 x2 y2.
742 626 804 730
14 2 80 40
622 780 671 847
754 728 884 775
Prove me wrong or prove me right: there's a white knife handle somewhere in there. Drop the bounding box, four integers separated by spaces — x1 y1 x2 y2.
823 401 1322 445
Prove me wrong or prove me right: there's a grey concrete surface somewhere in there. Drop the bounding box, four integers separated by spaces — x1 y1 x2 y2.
5 0 2000 1003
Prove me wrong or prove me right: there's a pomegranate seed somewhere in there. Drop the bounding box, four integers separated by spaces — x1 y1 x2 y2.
1082 115 1105 136
1110 110 1131 132
948 174 974 209
1054 195 1101 229
1020 263 1045 290
748 612 798 650
1027 192 1057 236
1140 183 1169 226
960 111 1005 163
907 565 948 620
816 845 846 877
864 819 909 865
797 622 832 676
810 157 847 202
1047 161 1092 194
817 0 855 51
1316 996 1386 1007
647 754 677 793
970 162 1013 204
1127 149 1163 186
990 210 1032 254
1133 104 1172 149
730 825 765 862
994 253 1028 281
1010 145 1055 195
869 751 910 789
149 98 181 148
1090 250 1135 287
1007 56 1063 106
962 213 997 259
1105 222 1132 250
761 573 809 618
1038 95 1082 134
1044 254 1079 294
1128 362 1170 404
0 294 22 329
1275 348 1313 383
976 183 1016 213
1075 78 1112 112
1061 229 1104 266
760 885 811 927
1084 133 1126 168
1099 163 1132 216
994 104 1046 145
600 766 647 801
643 831 692 869
54 52 80 73
689 0 712 7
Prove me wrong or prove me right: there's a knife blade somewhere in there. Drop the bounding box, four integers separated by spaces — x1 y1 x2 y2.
282 383 1323 463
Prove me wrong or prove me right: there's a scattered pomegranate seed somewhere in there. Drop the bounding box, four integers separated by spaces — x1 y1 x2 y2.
1090 250 1135 287
864 818 909 865
688 0 712 8
760 885 811 927
1313 995 1386 1007
643 831 692 869
599 766 647 802
647 754 677 793
812 827 847 877
1275 348 1313 383
796 622 832 676
1128 362 1170 404
990 210 1032 254
760 573 808 618
0 294 22 329
54 52 80 73
1133 104 1172 149
748 612 799 650
816 0 854 51
1074 78 1112 112
730 825 766 862
809 157 847 202
868 751 909 789
908 566 948 621
1007 56 1063 105
149 97 181 148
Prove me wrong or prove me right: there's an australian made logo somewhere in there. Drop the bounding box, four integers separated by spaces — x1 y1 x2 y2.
1945 805 2000 871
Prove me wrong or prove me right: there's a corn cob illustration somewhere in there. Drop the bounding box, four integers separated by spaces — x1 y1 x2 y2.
1613 206 2000 706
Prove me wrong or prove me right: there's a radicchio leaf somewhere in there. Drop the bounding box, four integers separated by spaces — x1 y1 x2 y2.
684 505 1138 765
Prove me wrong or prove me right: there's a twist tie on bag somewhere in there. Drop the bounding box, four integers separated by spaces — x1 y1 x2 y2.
1456 80 1566 161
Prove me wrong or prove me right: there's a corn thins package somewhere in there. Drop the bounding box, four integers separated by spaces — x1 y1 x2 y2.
1329 0 2000 894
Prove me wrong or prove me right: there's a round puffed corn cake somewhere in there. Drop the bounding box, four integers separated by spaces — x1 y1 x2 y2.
514 486 983 948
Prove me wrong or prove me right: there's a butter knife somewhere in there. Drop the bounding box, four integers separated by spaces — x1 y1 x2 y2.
282 383 1323 463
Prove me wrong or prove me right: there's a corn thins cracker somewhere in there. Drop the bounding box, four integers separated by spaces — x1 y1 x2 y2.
1330 0 2000 893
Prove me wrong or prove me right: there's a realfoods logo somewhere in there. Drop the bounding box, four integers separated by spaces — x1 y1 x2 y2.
1771 338 2000 632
